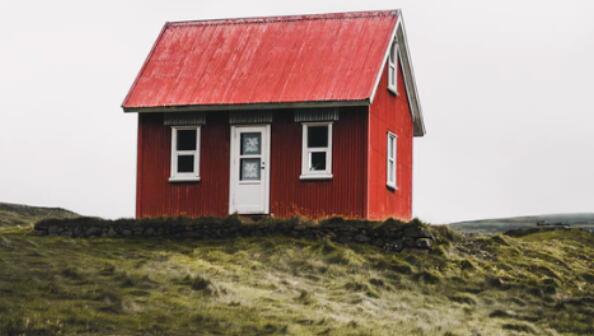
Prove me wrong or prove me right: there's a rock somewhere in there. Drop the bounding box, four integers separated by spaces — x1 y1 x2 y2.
86 227 102 237
416 238 432 249
372 239 384 247
35 216 438 253
403 225 423 237
188 231 202 238
48 226 61 236
33 228 48 235
384 241 404 252
354 234 370 243
73 227 82 237
106 228 117 237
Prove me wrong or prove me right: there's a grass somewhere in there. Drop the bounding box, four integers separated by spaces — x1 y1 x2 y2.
450 213 594 234
0 202 77 227
0 218 593 335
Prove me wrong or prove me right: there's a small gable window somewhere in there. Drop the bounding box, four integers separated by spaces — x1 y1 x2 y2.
388 41 398 94
170 126 200 182
386 132 397 189
300 122 333 179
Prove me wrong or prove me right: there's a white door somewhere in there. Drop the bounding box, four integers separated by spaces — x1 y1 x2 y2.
229 125 270 214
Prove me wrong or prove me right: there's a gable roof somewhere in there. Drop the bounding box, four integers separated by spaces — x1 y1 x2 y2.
122 10 425 136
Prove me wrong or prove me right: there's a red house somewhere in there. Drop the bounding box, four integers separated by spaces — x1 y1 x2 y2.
122 9 425 220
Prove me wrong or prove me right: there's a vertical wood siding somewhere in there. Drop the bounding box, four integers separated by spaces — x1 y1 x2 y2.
136 107 367 219
367 61 414 220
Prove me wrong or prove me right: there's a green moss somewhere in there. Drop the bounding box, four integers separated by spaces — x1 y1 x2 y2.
0 202 77 227
502 322 537 334
413 271 441 284
448 293 477 305
0 224 593 335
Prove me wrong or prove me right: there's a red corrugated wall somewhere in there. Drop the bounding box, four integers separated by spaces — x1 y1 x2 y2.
367 60 414 220
136 113 230 218
269 107 367 218
136 107 367 219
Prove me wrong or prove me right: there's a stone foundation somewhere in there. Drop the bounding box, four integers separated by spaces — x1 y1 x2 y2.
33 216 434 252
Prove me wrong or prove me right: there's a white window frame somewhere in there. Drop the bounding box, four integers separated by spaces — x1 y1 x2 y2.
169 126 200 182
388 41 398 95
300 122 333 180
386 132 397 189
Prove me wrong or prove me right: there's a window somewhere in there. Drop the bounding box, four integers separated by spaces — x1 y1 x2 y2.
388 41 398 94
301 122 332 179
170 126 200 181
239 132 262 182
386 132 397 189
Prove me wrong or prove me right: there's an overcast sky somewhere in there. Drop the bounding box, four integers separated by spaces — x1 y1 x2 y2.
1 0 593 223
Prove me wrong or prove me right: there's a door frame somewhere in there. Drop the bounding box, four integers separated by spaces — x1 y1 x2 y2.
228 124 271 215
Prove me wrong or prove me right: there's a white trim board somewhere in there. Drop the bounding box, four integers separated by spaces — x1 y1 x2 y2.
169 125 201 182
300 121 333 180
123 10 425 137
369 10 425 137
228 124 271 215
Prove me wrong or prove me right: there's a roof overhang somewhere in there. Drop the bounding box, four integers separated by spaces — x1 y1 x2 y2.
369 9 425 137
122 9 425 137
122 99 370 113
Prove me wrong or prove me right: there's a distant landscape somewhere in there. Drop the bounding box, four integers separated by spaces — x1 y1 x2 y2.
0 202 77 227
450 213 594 234
0 203 593 335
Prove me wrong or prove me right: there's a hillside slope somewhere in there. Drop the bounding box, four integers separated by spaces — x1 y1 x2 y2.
1 221 593 335
0 202 77 227
450 213 594 234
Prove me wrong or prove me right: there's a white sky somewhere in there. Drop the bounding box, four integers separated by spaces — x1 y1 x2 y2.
1 0 593 223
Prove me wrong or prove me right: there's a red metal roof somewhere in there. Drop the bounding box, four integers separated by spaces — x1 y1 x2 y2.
122 10 398 110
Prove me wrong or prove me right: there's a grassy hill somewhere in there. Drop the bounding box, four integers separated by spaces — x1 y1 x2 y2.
0 206 593 335
450 213 594 234
0 202 77 227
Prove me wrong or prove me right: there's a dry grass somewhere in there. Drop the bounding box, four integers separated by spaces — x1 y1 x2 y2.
0 222 593 335
0 202 77 227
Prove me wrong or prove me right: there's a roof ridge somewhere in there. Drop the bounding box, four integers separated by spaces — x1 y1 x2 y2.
166 9 398 27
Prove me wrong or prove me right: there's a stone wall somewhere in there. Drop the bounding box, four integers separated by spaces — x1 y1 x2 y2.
33 216 435 252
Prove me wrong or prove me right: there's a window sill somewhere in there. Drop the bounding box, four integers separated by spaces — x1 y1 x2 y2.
386 183 398 191
300 174 333 180
169 176 200 183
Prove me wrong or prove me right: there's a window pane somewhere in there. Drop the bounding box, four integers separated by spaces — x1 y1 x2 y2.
307 126 328 148
388 136 395 158
177 155 194 173
177 129 196 151
240 158 261 181
388 161 395 183
241 132 261 155
310 152 326 171
390 43 396 62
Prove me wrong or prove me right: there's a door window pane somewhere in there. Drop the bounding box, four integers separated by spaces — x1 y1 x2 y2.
240 158 261 181
307 126 328 148
241 133 261 155
177 129 197 151
310 152 326 171
177 155 194 173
